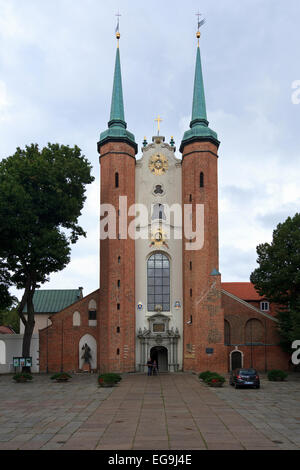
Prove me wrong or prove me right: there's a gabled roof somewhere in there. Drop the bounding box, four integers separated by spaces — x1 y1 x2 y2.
23 289 82 314
221 289 278 323
221 282 263 301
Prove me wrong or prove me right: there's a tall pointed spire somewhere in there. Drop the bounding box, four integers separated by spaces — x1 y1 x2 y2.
109 47 125 127
180 27 219 152
191 43 208 127
98 25 137 153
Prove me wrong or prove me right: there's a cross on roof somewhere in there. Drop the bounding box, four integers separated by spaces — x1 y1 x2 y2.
155 115 163 135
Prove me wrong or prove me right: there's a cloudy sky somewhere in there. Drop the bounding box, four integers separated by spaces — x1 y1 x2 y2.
1 0 299 300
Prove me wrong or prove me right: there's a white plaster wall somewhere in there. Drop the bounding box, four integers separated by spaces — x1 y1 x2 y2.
0 334 39 373
135 137 183 370
20 314 52 334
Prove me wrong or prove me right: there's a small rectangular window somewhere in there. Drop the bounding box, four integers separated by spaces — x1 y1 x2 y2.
117 303 120 310
260 301 270 312
88 310 97 320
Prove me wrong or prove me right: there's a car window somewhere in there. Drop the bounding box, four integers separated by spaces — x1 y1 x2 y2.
240 369 256 374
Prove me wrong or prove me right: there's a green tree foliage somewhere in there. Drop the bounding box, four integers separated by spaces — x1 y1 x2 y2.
0 143 94 361
0 307 20 333
250 213 300 352
0 260 13 311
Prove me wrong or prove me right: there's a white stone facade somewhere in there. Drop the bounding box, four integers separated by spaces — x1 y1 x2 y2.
135 137 183 372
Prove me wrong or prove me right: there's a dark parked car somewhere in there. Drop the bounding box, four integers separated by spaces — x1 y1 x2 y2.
230 368 260 389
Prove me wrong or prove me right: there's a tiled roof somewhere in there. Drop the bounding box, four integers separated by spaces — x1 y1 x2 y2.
221 282 263 301
23 289 82 314
0 325 15 334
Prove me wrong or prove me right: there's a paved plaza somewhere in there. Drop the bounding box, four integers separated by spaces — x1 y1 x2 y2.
0 372 299 450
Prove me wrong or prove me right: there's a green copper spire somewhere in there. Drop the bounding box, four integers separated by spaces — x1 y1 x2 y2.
180 32 219 152
98 34 137 153
191 44 208 127
109 47 125 126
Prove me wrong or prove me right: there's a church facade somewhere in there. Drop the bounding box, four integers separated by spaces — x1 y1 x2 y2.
39 31 289 374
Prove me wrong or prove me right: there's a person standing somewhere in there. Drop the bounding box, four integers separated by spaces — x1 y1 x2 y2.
147 358 153 376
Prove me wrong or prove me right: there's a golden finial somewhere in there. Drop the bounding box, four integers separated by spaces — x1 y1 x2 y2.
195 11 205 46
115 11 121 47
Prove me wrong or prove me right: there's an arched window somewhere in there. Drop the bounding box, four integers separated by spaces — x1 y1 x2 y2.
224 320 231 345
0 340 6 365
152 203 166 220
245 318 264 344
200 172 204 188
73 311 81 327
115 172 119 188
88 299 97 325
147 253 170 312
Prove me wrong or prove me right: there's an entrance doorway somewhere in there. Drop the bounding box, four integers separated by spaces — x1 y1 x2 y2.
231 350 243 371
150 346 168 372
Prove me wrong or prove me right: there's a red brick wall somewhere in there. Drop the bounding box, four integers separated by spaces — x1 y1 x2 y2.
181 140 227 373
98 141 136 373
39 290 100 373
222 292 289 371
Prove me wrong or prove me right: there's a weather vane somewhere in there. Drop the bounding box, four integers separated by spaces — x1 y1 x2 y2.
115 11 121 45
195 11 206 43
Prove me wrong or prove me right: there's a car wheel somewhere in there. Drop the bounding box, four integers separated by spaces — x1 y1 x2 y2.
256 384 260 389
234 383 239 389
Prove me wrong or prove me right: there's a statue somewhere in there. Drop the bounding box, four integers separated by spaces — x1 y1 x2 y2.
81 343 92 365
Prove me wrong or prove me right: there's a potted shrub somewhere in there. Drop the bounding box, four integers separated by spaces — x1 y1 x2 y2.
98 373 121 387
13 372 33 383
204 373 225 388
51 372 72 382
199 371 214 382
267 369 288 382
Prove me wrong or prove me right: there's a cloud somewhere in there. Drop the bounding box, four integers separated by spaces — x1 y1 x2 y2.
3 0 299 299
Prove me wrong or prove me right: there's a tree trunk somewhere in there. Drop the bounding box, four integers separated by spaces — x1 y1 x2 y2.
19 281 36 372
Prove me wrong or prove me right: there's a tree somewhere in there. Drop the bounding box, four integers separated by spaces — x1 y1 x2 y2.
0 259 13 311
0 306 20 333
0 143 94 363
250 213 300 352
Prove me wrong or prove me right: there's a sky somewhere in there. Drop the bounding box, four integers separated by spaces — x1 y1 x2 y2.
0 0 299 300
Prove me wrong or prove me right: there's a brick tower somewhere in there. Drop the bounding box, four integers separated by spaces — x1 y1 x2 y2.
180 30 227 373
97 32 137 373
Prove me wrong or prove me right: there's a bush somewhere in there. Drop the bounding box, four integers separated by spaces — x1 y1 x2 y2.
50 372 72 381
13 372 33 382
204 373 226 387
267 369 288 381
98 373 122 385
199 371 214 381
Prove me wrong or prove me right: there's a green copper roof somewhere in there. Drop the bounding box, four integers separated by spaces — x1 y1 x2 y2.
180 43 219 152
99 45 137 153
23 289 82 314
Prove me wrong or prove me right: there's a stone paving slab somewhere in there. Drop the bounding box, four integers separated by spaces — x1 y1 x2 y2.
0 372 299 450
210 372 300 450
